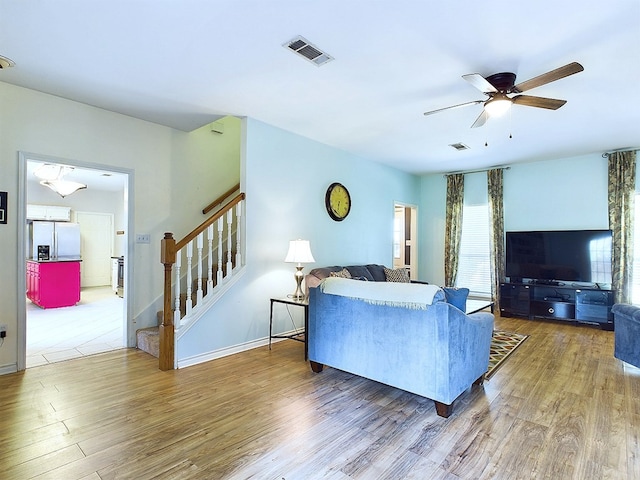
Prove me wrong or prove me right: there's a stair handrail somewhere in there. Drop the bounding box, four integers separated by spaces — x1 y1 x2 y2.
202 183 240 215
160 192 245 370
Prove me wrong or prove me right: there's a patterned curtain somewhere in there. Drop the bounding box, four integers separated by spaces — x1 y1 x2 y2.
608 150 636 304
444 174 464 286
487 169 505 310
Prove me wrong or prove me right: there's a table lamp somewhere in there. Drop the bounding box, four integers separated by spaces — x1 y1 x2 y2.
285 239 315 300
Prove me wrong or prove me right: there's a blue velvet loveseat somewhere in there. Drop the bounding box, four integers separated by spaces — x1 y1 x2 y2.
611 303 640 369
307 277 494 417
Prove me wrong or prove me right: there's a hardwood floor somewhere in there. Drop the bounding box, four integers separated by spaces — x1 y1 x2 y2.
1 315 638 479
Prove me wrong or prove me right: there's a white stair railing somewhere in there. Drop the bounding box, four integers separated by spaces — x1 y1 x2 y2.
160 193 245 370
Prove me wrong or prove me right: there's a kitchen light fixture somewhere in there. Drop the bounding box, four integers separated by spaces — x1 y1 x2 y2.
40 179 87 198
34 163 87 198
284 239 315 300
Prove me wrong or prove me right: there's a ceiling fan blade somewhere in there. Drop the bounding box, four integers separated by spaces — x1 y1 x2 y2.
423 99 484 116
462 73 498 94
512 95 567 110
513 62 584 93
471 109 488 128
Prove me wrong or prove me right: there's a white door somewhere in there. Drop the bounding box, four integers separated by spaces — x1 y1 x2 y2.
77 212 114 287
393 203 418 280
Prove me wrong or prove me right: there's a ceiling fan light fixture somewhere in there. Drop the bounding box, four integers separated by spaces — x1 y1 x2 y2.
484 96 512 117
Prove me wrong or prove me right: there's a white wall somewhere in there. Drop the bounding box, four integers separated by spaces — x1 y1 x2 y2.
0 81 240 372
176 118 421 362
418 153 610 286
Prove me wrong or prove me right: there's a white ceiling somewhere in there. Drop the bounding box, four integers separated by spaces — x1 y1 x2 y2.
2 1 639 175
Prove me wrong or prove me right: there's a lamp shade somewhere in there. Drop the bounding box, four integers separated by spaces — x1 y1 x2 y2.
285 239 315 264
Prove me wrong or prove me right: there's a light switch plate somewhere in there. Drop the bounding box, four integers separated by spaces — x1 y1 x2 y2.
136 234 150 244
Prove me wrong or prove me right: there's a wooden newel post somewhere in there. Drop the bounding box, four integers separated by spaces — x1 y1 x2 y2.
160 232 176 371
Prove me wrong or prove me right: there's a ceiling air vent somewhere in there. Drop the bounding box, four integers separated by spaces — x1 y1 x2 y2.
449 143 470 151
284 36 334 66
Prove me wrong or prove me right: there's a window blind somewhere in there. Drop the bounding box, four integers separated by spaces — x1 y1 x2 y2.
456 204 492 297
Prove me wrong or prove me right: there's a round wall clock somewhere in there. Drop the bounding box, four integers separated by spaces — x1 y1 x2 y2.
325 182 351 221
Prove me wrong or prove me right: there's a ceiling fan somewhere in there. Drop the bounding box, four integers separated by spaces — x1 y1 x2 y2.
423 62 584 128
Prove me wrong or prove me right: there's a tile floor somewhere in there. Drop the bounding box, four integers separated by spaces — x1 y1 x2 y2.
26 286 125 368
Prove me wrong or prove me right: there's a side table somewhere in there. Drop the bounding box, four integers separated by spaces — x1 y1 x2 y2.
269 297 309 360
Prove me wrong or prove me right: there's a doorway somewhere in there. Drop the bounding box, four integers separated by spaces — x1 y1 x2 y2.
18 152 133 370
393 203 418 280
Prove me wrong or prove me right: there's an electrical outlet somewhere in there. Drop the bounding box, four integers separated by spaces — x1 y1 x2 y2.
136 234 151 244
0 324 7 338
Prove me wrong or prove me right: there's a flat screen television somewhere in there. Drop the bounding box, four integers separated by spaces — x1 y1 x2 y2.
505 229 612 285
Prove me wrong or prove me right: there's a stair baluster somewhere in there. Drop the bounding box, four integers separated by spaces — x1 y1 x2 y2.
196 232 204 305
174 250 181 325
207 224 214 293
217 217 224 284
185 242 193 315
226 210 233 276
235 202 242 267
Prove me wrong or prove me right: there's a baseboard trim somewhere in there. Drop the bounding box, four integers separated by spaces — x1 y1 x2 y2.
0 363 18 375
176 328 300 369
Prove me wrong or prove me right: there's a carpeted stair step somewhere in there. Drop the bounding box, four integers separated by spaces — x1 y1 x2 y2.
135 310 164 358
136 326 159 358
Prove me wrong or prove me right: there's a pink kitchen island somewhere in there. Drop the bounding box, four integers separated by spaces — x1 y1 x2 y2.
26 258 81 309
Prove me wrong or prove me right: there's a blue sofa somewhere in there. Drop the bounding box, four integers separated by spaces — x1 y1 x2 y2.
308 278 494 417
611 303 640 368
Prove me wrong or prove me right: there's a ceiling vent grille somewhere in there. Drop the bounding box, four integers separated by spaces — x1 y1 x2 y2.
284 36 334 66
449 143 470 151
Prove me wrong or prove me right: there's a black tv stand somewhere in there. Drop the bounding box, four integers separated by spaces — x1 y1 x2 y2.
532 279 561 286
500 282 614 329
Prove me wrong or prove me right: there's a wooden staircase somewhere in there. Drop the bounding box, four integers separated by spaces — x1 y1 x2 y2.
136 267 230 358
136 188 245 368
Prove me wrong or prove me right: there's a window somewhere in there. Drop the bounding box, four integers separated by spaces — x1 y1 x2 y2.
589 236 612 285
456 204 492 297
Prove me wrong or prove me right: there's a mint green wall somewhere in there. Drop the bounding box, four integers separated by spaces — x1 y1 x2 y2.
418 153 611 286
177 118 421 361
504 154 609 231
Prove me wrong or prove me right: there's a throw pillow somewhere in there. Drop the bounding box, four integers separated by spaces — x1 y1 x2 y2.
345 265 375 281
365 264 387 282
383 267 410 283
442 287 469 312
329 268 352 279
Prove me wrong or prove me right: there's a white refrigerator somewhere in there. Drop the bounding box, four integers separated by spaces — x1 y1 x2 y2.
29 221 81 260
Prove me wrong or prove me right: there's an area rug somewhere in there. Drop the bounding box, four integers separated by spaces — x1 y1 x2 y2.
486 330 528 379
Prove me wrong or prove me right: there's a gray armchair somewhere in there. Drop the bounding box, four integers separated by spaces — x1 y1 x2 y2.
611 304 640 369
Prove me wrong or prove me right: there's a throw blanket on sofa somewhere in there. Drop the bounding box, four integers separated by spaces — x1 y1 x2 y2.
319 277 444 309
